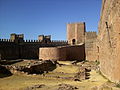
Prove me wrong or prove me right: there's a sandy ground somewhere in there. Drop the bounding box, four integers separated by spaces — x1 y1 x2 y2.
0 61 120 90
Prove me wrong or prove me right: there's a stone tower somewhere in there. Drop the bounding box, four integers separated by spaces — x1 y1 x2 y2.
67 22 86 45
10 33 24 43
38 35 51 43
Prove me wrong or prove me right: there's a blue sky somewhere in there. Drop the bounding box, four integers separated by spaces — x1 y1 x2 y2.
0 0 102 40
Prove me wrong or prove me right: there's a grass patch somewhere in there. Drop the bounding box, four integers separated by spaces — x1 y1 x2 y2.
116 83 120 88
95 60 100 65
97 70 109 81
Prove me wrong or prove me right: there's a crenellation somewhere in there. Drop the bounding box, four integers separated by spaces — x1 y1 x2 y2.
30 40 33 42
0 23 96 61
51 40 68 43
1 0 120 86
0 39 14 42
0 33 68 60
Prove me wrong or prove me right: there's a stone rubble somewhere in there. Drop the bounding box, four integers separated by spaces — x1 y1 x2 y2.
57 83 78 90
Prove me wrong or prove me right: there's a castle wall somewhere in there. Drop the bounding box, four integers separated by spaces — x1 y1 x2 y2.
0 42 19 60
0 39 68 60
66 44 85 61
85 32 97 61
98 0 120 82
39 44 85 61
39 47 66 61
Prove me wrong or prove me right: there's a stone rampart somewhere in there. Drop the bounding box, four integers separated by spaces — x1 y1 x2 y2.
0 42 19 60
0 39 68 60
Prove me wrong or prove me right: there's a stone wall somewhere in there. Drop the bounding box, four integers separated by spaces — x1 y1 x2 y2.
39 47 66 61
85 32 97 61
0 42 19 60
67 22 97 61
39 44 85 61
0 40 68 60
66 44 85 61
98 0 120 82
67 22 86 45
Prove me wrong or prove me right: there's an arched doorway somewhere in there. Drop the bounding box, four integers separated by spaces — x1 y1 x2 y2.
72 39 76 45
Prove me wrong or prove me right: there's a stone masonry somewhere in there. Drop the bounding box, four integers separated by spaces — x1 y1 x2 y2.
98 0 120 82
0 23 97 61
39 44 85 61
67 22 86 45
85 32 97 61
67 22 97 61
0 34 68 60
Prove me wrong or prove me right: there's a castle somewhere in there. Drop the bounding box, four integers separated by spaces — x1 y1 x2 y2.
1 0 120 83
0 22 97 61
0 33 68 60
39 22 97 61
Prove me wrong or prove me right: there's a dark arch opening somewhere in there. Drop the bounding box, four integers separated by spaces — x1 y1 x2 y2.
72 39 76 45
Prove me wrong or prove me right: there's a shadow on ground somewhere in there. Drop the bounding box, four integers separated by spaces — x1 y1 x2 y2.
0 65 12 78
0 59 23 65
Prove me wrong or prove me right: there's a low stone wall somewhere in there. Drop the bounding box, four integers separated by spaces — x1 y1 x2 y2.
39 47 66 61
39 44 85 61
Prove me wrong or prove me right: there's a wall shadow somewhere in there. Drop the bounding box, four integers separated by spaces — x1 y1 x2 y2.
0 65 12 78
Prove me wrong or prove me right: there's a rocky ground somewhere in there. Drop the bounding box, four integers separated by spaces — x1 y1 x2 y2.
0 60 120 90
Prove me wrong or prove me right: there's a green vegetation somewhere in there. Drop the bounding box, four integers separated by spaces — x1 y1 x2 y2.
116 83 120 88
95 60 100 65
97 70 109 80
85 60 89 62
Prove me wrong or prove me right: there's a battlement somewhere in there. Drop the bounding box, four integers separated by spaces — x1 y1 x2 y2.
24 40 68 43
38 35 51 42
24 40 41 43
0 39 14 42
0 38 68 45
51 40 68 43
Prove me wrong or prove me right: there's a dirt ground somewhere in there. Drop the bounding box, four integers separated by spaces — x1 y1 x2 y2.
0 61 120 90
